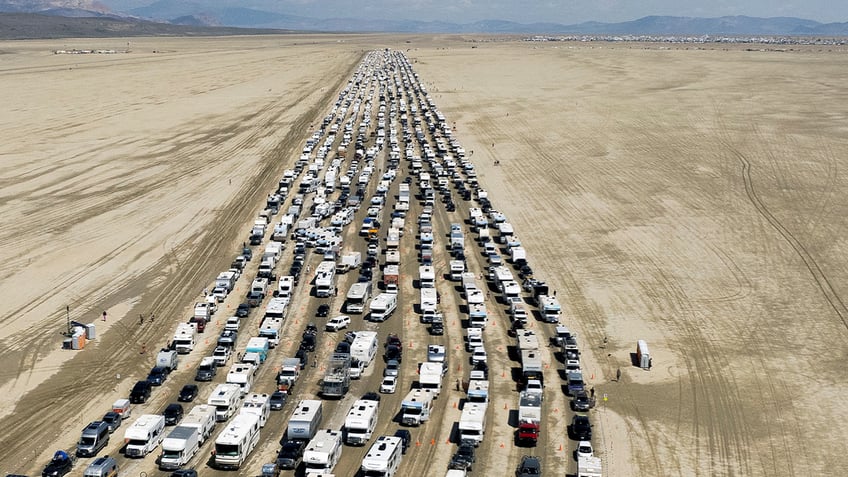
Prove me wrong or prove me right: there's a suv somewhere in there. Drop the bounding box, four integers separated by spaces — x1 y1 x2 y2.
276 439 306 470
129 380 152 404
449 443 475 471
101 411 122 433
516 455 542 477
572 390 592 412
235 303 250 318
393 429 411 454
570 415 592 441
163 403 184 426
325 315 351 331
147 366 169 386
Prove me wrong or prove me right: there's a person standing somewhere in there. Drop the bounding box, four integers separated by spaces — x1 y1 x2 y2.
101 311 107 322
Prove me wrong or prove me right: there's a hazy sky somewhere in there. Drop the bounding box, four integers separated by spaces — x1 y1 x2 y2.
104 0 846 24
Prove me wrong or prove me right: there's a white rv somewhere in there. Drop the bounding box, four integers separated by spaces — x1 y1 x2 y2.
159 426 200 470
345 282 372 314
344 399 379 446
303 429 343 476
172 323 197 354
350 331 378 367
276 276 295 299
123 414 165 458
213 412 261 470
369 293 398 322
181 404 216 444
418 265 435 288
240 393 271 427
314 261 337 298
360 435 403 477
288 400 323 441
226 363 255 396
400 390 434 426
458 402 488 446
208 383 242 422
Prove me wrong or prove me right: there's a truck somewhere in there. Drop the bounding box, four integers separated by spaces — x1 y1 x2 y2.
336 251 362 273
344 399 379 446
321 353 351 398
539 295 562 323
345 281 372 314
417 362 443 397
577 456 603 477
458 402 487 446
264 241 283 261
400 390 435 426
520 350 544 386
181 404 216 444
369 293 398 322
123 414 165 458
517 391 542 445
277 358 302 393
158 426 200 470
361 436 402 477
208 383 242 422
257 257 276 280
350 331 378 368
287 400 323 441
154 349 178 372
171 323 196 354
303 429 343 476
245 337 270 363
240 393 271 427
314 260 337 298
466 379 489 404
449 260 465 281
226 363 255 396
259 316 284 348
213 412 261 470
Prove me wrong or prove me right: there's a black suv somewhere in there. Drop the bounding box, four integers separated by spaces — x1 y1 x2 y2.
129 380 152 404
276 439 306 470
394 429 411 454
570 415 592 441
241 247 253 261
449 443 476 471
572 390 591 412
163 403 184 426
178 384 198 402
235 303 250 318
516 455 542 477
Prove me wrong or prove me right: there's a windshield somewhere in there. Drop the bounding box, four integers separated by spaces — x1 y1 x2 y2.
402 407 422 415
162 449 183 459
128 439 148 446
215 443 239 456
305 463 330 470
79 437 96 446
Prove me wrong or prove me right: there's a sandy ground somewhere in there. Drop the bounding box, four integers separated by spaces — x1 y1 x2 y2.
1 34 848 477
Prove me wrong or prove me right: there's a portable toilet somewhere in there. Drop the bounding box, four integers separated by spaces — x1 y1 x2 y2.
636 340 651 369
71 329 86 350
85 323 96 340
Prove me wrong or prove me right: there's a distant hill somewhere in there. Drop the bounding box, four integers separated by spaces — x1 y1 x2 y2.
0 12 287 39
2 1 848 38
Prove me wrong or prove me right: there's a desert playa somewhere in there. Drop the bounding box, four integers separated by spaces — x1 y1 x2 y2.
0 34 847 476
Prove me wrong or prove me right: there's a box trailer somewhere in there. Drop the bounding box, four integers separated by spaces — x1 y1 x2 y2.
287 400 323 441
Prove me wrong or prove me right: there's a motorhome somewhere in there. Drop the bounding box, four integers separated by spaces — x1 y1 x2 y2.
466 379 489 404
264 297 289 320
172 323 197 354
213 412 261 470
418 362 443 397
181 404 216 444
350 331 378 367
361 435 403 477
226 363 256 395
418 265 435 288
240 393 271 427
468 303 488 329
449 260 465 281
344 399 379 446
123 414 166 458
208 383 242 422
458 403 488 446
259 316 284 348
369 293 398 322
517 391 542 445
288 400 323 441
539 295 562 323
400 390 434 426
321 353 351 398
345 282 372 314
276 276 295 299
303 429 343 476
159 425 200 470
314 260 337 298
245 337 270 363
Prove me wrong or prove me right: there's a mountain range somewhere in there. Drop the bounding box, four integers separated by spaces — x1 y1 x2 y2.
1 0 847 36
